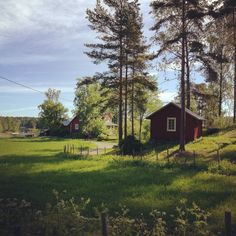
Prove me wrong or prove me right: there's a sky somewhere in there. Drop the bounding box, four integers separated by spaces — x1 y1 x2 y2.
0 0 188 117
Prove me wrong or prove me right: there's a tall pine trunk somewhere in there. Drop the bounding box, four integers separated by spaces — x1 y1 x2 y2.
185 37 190 109
131 64 135 136
124 53 128 139
180 0 186 152
233 9 236 123
119 37 123 146
139 114 143 142
219 46 223 117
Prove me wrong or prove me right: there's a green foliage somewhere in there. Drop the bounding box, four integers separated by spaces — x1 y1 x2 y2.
0 192 211 236
174 199 210 236
74 81 109 138
38 88 68 134
208 160 236 176
0 117 42 135
120 135 143 155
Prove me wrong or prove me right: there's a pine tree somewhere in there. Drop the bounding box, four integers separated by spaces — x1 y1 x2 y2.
86 0 131 145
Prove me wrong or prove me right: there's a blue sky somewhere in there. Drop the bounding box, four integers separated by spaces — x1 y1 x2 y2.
0 0 189 117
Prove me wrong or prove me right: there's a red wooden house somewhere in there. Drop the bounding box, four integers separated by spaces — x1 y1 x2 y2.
146 102 204 143
62 116 80 135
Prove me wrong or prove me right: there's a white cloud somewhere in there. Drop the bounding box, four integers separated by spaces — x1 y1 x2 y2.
0 54 63 65
159 91 177 103
1 106 37 114
0 0 95 47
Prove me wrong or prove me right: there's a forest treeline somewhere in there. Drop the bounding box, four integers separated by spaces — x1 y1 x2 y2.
82 0 236 150
0 117 41 133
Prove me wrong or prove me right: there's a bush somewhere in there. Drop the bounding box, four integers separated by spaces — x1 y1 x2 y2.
208 160 236 176
120 135 143 155
205 128 220 136
0 192 213 236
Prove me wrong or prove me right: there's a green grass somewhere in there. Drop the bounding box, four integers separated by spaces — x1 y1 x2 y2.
0 132 236 232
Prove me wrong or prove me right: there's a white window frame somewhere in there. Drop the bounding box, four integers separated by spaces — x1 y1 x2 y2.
75 124 79 130
167 117 176 132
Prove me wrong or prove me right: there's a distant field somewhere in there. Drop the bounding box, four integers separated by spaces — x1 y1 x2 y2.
0 132 236 233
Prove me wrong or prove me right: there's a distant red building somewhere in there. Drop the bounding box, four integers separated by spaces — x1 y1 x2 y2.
62 116 80 135
146 102 204 143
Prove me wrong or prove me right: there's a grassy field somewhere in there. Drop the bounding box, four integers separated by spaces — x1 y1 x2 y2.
0 130 236 233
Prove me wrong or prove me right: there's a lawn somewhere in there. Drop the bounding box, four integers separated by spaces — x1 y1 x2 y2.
0 131 236 233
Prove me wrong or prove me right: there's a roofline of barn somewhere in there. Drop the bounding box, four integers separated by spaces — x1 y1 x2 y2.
146 102 205 121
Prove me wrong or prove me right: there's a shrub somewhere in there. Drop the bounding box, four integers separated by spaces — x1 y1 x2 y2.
205 128 220 136
120 135 143 155
0 192 213 236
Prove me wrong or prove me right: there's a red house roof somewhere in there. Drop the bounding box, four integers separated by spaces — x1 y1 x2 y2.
146 102 205 121
62 116 78 127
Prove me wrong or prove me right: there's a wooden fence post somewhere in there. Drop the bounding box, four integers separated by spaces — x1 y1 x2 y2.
225 211 232 236
87 147 89 155
167 147 170 163
80 146 82 155
101 212 108 236
193 151 196 167
64 145 66 153
97 147 99 155
104 147 106 154
156 149 159 161
217 148 221 167
140 146 143 161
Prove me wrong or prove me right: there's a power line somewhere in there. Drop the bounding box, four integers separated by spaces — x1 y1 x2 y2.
0 75 74 103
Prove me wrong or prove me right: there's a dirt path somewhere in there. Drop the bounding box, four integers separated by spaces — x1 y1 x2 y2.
91 141 116 149
88 141 117 155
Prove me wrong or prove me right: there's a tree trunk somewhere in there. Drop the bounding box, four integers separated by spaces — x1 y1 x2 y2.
233 9 236 123
219 46 223 117
131 64 135 136
139 114 143 142
118 37 123 146
185 37 190 109
124 53 128 139
180 0 186 152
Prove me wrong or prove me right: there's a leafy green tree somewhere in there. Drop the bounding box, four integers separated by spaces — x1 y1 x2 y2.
38 88 68 134
133 76 161 141
74 80 107 138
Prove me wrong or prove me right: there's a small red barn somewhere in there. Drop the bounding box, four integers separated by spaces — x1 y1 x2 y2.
62 116 80 135
146 102 204 143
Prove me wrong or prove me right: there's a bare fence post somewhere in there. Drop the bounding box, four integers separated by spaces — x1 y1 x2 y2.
156 149 159 161
225 211 232 236
87 147 89 156
217 148 221 167
132 149 135 159
97 147 99 155
104 147 106 154
140 146 143 161
80 146 82 155
193 151 196 167
101 212 108 236
64 145 66 153
167 147 170 163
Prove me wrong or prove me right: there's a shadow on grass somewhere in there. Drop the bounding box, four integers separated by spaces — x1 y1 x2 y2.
0 153 234 221
0 153 73 165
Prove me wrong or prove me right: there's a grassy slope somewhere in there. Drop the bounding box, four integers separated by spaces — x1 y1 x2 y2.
0 131 236 232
